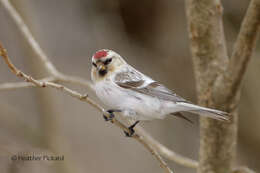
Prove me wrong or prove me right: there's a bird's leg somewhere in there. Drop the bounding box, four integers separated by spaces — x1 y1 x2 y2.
124 121 140 137
103 109 121 121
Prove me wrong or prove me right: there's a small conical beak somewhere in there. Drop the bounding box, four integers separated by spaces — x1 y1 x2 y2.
97 63 106 71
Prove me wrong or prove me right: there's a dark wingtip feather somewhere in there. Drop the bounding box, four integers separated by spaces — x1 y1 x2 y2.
170 112 194 124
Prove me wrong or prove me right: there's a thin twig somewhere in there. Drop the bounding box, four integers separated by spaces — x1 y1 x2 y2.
56 74 94 90
0 74 93 91
134 135 173 173
0 0 199 169
136 127 198 168
0 43 173 173
0 77 56 91
0 0 93 90
0 0 59 76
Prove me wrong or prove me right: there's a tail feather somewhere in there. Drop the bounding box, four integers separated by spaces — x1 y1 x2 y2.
170 112 194 124
177 102 230 121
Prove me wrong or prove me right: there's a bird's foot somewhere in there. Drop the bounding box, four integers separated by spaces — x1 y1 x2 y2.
103 109 121 122
124 121 140 137
124 128 135 137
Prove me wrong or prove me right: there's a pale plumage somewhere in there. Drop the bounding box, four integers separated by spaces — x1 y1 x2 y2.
91 49 229 124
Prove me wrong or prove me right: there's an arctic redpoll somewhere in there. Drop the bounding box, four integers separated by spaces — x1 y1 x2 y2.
91 49 229 136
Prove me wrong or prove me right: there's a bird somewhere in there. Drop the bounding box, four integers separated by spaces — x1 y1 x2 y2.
91 49 229 136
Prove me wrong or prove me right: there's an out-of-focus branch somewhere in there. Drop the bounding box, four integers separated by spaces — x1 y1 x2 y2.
0 0 199 170
0 43 174 173
213 0 260 104
0 0 58 76
233 167 256 173
136 127 198 168
185 0 260 173
0 74 94 91
0 0 93 91
0 77 56 91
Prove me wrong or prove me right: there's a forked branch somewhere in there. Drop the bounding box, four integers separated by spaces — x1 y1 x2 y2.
185 0 260 173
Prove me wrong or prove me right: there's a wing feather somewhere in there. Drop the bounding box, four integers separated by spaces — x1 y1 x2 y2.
114 68 187 103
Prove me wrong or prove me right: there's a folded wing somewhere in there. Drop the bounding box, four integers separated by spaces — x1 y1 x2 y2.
114 68 187 103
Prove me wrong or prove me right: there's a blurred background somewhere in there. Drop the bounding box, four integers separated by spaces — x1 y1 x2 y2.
0 0 259 172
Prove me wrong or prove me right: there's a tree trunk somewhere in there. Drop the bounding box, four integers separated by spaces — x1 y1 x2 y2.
185 0 260 173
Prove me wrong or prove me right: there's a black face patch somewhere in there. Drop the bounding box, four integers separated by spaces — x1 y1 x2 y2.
98 69 107 76
92 62 97 67
104 58 112 65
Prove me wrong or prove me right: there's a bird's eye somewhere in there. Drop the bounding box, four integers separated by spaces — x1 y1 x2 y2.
104 58 112 65
92 62 97 67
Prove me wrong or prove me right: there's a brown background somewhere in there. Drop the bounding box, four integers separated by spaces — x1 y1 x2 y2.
0 0 259 173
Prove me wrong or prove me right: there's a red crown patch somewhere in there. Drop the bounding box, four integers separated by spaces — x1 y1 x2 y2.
94 50 108 59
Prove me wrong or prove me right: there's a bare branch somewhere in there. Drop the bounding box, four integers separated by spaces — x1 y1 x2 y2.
185 0 260 172
0 0 59 76
0 73 93 91
233 167 256 173
213 0 260 105
136 127 198 168
0 77 55 91
0 43 174 173
56 74 94 90
0 0 199 170
0 0 94 90
134 135 174 173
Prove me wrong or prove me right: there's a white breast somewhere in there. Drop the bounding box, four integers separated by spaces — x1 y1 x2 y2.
94 78 170 120
95 79 126 108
